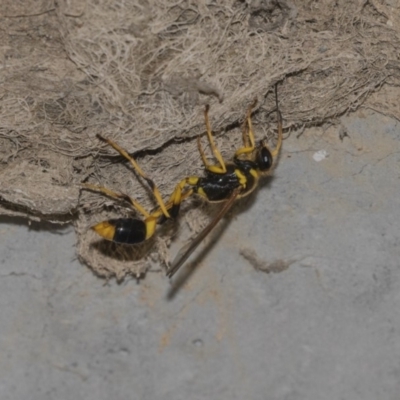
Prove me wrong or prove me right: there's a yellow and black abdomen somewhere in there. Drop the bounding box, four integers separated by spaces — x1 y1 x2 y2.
92 218 147 244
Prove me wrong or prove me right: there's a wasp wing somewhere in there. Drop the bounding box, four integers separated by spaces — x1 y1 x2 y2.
167 187 241 278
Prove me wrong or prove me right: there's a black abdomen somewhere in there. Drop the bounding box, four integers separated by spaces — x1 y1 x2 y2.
110 218 147 244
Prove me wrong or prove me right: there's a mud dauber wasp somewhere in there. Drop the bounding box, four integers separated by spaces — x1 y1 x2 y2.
83 83 282 277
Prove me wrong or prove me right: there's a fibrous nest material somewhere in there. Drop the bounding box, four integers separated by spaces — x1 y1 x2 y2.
1 0 400 279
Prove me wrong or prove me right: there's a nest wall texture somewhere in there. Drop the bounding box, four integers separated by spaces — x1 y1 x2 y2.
1 0 400 278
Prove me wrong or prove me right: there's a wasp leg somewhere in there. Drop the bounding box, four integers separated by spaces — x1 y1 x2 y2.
235 84 282 160
234 99 257 159
243 98 258 149
198 135 230 176
165 176 200 218
156 188 194 224
96 134 170 219
197 136 210 168
82 183 150 218
202 105 227 174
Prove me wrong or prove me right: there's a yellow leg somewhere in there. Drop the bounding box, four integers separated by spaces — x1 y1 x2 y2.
197 136 210 168
244 99 257 149
97 134 170 218
164 176 200 218
234 99 257 159
83 180 195 216
203 105 227 173
197 136 228 174
150 188 194 220
235 84 282 160
82 183 150 218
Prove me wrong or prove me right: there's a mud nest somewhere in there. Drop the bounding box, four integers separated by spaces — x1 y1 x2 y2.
1 0 400 279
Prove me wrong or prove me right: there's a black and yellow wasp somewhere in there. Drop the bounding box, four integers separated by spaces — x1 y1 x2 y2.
83 84 282 277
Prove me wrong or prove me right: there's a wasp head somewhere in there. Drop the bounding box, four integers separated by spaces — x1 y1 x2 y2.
255 140 273 172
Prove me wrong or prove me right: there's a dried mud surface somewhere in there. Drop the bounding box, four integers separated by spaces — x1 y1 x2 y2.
1 0 400 277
